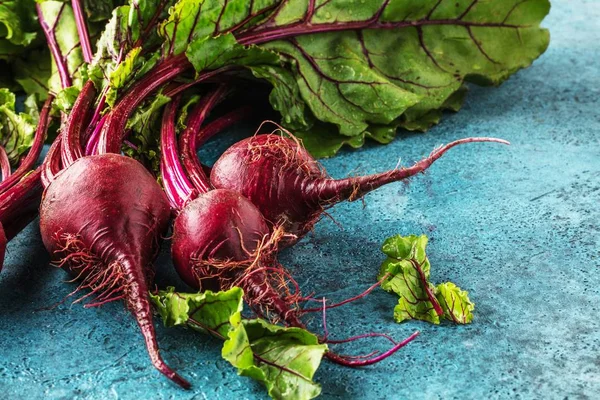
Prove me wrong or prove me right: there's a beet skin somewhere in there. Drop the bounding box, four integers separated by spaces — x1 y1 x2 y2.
39 153 189 388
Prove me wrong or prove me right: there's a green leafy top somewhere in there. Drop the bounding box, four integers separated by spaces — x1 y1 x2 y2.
88 0 175 105
0 0 38 60
378 234 474 325
0 89 38 165
151 287 327 400
141 0 549 156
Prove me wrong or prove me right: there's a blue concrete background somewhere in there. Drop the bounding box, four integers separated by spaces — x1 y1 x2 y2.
1 1 598 398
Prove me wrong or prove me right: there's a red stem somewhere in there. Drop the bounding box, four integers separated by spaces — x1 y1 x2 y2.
309 137 510 204
195 106 254 148
179 86 230 194
0 147 10 183
411 259 443 316
302 273 388 313
236 15 521 46
324 331 420 367
0 224 6 269
71 0 94 63
85 114 108 156
42 135 63 188
36 4 72 89
0 168 44 241
98 54 191 154
160 97 196 210
326 332 397 345
62 81 97 168
0 97 53 194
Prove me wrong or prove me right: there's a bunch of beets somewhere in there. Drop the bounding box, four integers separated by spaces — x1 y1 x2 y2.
0 3 509 388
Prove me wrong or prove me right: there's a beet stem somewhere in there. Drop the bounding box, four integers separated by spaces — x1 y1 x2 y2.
179 86 230 194
71 0 94 63
0 223 6 269
410 259 443 316
0 146 10 183
85 114 108 156
326 332 398 345
42 136 63 188
160 97 196 210
195 106 254 148
98 55 190 154
0 168 43 240
0 97 53 194
36 4 72 89
302 273 388 313
311 137 510 204
324 330 420 367
62 81 97 167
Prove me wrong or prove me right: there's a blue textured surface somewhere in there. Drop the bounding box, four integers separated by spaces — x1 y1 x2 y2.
2 1 599 398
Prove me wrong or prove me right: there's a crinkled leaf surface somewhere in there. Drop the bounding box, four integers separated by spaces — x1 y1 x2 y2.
149 0 550 156
150 286 243 338
151 286 326 400
224 319 326 400
89 0 175 103
379 234 474 325
245 0 550 153
0 0 37 60
436 282 475 324
0 89 38 165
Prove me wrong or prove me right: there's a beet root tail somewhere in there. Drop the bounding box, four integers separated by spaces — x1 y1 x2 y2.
310 137 510 204
121 258 191 389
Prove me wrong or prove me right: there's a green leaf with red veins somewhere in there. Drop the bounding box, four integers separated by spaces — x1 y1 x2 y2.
224 319 326 400
436 282 475 324
158 0 280 57
151 286 327 400
378 234 474 325
13 1 86 103
150 286 244 338
250 64 315 131
242 0 549 153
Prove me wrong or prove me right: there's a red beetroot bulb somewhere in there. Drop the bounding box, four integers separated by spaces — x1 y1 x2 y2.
39 154 189 389
172 188 303 327
210 134 509 244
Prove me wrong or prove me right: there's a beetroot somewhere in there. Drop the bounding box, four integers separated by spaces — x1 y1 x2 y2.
172 189 304 327
39 154 190 388
161 95 419 368
211 134 509 244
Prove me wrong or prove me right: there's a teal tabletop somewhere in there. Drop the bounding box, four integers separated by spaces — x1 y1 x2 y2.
1 0 598 398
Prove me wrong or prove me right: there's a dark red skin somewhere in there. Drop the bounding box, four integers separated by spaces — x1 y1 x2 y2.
39 153 189 388
211 134 509 244
172 189 303 327
210 135 324 244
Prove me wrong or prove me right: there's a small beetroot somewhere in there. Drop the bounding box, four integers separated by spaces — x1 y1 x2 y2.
210 133 509 244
